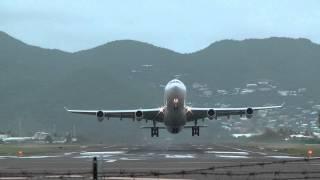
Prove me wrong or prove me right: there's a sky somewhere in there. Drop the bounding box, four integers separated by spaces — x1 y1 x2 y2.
1 0 320 53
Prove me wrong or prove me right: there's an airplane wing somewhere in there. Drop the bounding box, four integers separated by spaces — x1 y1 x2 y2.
64 107 164 122
186 105 283 122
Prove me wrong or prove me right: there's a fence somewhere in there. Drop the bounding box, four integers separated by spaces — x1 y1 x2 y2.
1 157 320 179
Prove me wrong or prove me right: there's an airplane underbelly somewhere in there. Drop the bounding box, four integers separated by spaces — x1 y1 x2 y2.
164 109 186 133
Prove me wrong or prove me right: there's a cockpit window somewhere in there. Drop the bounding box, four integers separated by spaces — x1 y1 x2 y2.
170 80 180 83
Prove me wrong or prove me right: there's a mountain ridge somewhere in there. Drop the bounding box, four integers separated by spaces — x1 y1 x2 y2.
1 31 319 55
1 30 320 143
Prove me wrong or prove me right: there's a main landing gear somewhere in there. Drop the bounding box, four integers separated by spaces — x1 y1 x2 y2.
151 127 159 137
192 120 200 136
151 120 159 137
192 126 200 136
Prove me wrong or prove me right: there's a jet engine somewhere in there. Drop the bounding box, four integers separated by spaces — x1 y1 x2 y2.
135 110 143 121
246 108 254 119
96 111 104 122
207 109 216 120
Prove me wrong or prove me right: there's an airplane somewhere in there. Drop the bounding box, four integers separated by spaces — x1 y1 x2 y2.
65 79 282 137
2 132 51 143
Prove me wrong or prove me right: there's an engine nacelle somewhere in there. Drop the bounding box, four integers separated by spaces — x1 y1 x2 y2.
207 109 216 120
96 111 104 122
245 108 254 119
135 110 143 121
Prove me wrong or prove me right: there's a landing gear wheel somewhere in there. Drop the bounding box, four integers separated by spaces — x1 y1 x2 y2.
192 127 200 136
151 127 159 137
196 127 199 136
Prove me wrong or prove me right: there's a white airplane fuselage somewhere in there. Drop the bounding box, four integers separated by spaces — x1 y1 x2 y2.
163 79 187 134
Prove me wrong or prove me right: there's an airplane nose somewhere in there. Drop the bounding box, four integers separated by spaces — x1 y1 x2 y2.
172 85 180 91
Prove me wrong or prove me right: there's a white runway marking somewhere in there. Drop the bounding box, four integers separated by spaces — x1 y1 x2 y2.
18 155 60 159
217 155 250 158
119 157 143 161
0 155 59 159
106 159 117 163
217 144 268 156
80 151 126 155
233 147 267 155
205 151 249 155
64 152 77 156
0 156 16 159
74 155 113 158
267 156 303 159
165 154 194 159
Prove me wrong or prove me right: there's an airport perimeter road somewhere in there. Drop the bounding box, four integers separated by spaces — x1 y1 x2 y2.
0 143 320 179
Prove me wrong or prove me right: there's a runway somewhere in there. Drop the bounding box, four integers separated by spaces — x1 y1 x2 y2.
0 143 320 179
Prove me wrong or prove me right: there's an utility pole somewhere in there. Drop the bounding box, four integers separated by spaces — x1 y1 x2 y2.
93 157 98 180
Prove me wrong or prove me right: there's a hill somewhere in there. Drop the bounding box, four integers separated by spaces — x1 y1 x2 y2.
1 31 319 143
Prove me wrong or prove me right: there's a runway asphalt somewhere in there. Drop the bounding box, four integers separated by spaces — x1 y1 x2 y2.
0 143 320 179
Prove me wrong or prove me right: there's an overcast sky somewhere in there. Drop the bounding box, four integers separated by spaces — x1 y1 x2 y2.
1 0 319 53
